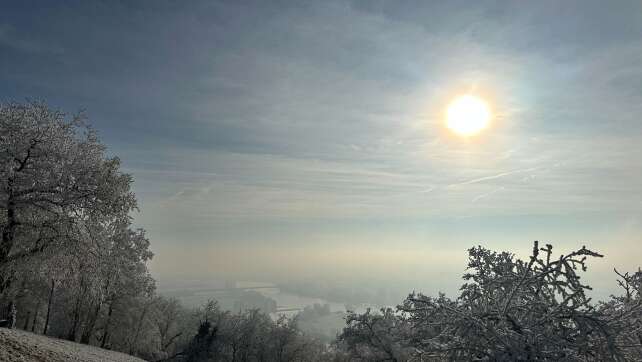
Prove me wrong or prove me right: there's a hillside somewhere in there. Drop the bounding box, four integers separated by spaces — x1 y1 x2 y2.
0 328 146 362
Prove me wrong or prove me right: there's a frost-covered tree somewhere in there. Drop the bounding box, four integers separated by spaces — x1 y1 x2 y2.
339 307 411 361
339 242 642 361
599 268 642 360
0 101 135 276
151 296 185 357
93 220 155 348
0 102 155 351
400 242 616 360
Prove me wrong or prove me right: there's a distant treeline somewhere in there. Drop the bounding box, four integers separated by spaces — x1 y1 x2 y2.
2 102 641 361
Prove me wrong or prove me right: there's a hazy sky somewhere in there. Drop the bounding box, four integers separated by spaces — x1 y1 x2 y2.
2 1 641 296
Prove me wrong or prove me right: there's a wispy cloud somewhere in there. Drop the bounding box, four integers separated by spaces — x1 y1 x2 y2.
472 187 505 203
449 168 539 187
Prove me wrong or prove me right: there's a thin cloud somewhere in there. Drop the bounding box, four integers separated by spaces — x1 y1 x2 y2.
449 167 539 187
472 187 505 203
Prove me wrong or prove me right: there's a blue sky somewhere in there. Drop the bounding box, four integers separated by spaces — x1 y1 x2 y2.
2 1 641 296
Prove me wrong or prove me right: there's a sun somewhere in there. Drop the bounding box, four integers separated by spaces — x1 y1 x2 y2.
446 95 491 136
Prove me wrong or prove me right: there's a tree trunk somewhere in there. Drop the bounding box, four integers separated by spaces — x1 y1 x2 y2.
0 186 16 310
43 279 55 335
22 310 31 330
2 148 36 267
80 302 102 344
7 301 17 329
31 307 39 332
129 300 152 355
0 186 16 266
67 307 81 341
67 280 87 341
101 300 115 349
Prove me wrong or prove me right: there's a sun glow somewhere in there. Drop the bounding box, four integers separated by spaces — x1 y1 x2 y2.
446 95 491 136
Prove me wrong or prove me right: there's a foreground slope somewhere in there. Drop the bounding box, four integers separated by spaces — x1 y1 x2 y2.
0 328 146 362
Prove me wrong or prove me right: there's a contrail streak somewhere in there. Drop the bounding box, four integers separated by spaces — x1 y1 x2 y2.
450 167 539 187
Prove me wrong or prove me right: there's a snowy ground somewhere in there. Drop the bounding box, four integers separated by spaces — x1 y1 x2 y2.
0 328 146 362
